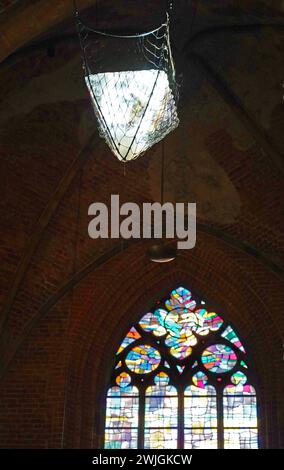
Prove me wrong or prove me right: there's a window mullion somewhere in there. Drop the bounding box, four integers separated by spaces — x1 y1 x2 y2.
217 388 224 449
138 387 145 449
178 386 184 449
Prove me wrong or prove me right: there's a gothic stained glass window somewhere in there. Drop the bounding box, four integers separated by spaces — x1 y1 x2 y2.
104 286 259 449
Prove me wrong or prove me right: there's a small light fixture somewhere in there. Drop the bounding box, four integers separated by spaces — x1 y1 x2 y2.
147 244 177 263
76 11 179 162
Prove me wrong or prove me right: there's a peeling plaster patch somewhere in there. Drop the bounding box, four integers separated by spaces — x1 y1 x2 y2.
186 81 252 152
208 33 284 132
228 34 283 131
193 30 283 132
0 56 86 124
148 121 241 225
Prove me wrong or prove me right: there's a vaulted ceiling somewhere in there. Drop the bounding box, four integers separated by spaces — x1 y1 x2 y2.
0 1 284 447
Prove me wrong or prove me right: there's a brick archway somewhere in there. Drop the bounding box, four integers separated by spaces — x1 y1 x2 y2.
61 238 283 448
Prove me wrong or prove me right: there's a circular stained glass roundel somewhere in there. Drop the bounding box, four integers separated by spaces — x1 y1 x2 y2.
126 345 161 374
201 344 237 373
116 372 131 388
192 371 208 388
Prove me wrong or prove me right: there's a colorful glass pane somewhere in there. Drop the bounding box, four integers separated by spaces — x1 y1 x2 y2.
104 429 138 449
185 384 216 397
165 310 200 338
184 376 217 449
166 287 196 311
184 429 218 449
192 371 208 389
224 429 258 449
145 395 178 427
146 373 176 396
231 371 247 386
117 327 141 354
164 311 182 337
116 372 131 388
224 384 256 396
107 385 138 398
145 371 178 449
223 394 257 428
193 309 223 336
105 387 139 429
144 429 177 449
165 334 194 360
153 372 170 386
201 344 237 373
139 309 167 337
202 311 223 331
184 394 217 428
221 326 245 353
105 385 139 448
125 345 161 374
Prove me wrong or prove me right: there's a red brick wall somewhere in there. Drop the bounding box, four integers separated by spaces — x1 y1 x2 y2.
0 7 283 449
0 236 283 448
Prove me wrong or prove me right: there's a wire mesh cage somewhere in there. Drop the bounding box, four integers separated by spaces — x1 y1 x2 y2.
76 13 179 162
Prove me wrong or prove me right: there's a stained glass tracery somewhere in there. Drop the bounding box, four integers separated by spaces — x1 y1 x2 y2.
104 286 258 449
201 344 237 373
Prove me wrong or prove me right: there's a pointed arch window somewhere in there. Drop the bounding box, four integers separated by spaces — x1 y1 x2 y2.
104 287 259 449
